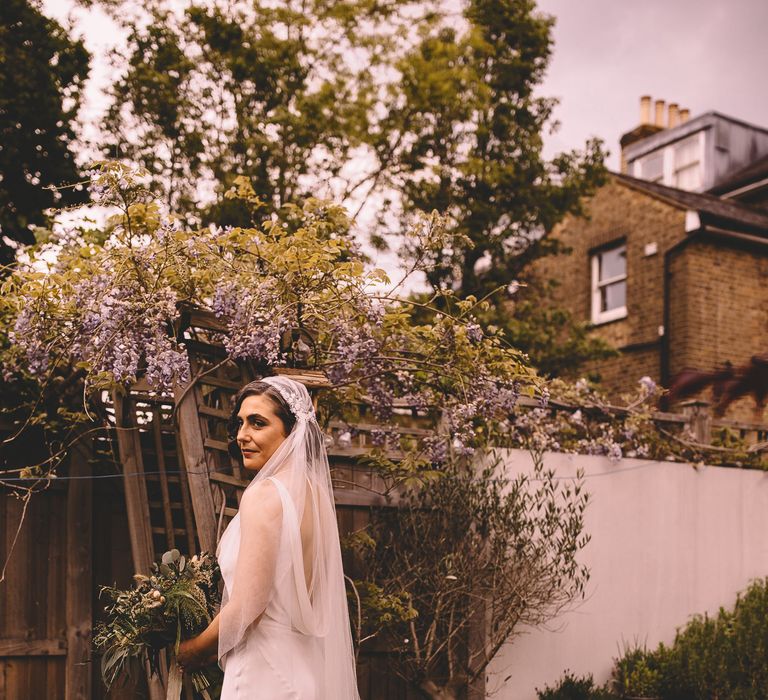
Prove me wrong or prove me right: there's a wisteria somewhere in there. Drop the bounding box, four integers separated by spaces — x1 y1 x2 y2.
0 162 536 470
11 307 50 376
326 317 383 387
11 163 754 477
212 280 289 364
2 163 764 485
144 334 191 389
464 320 484 344
423 433 449 463
8 255 189 391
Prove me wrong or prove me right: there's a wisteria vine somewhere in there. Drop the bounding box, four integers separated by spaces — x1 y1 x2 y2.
1 162 537 478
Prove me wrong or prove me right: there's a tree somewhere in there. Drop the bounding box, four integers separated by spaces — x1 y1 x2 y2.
496 281 618 378
350 450 590 700
384 0 610 375
386 2 604 288
0 0 90 266
96 0 610 375
99 0 397 221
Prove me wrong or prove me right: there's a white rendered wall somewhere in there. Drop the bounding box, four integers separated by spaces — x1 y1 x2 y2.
485 449 768 699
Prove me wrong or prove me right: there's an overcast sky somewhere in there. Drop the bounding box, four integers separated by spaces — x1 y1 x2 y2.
41 0 768 284
46 0 768 172
535 0 768 169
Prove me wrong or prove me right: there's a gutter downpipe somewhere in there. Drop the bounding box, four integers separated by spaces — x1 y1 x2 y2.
661 233 697 408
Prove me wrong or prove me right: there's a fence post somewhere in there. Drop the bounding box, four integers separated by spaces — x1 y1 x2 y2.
65 437 92 700
680 399 712 444
173 379 218 553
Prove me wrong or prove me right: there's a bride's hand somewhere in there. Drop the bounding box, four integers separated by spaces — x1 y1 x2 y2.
176 614 220 673
176 638 208 673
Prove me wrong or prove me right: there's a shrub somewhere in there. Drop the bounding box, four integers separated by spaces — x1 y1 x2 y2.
611 644 666 698
611 578 768 699
537 670 618 700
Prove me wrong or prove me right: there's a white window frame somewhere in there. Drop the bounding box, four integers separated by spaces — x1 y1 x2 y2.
591 243 627 325
640 151 664 183
672 133 703 190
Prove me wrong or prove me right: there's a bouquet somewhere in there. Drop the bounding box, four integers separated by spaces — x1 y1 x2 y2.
94 549 222 698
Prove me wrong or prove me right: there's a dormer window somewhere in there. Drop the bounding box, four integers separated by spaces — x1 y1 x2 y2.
640 152 664 183
673 134 702 190
591 242 627 324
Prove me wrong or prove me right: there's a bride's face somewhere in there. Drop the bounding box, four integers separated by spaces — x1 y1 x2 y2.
235 394 289 471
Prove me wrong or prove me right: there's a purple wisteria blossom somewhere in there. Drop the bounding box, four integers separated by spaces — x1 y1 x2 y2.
423 434 449 463
212 281 290 365
144 334 190 388
440 373 521 451
465 321 484 344
11 268 190 391
11 307 50 375
638 375 657 395
326 318 382 386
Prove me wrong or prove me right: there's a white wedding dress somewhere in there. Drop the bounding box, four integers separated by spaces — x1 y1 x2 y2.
218 477 323 699
215 376 360 700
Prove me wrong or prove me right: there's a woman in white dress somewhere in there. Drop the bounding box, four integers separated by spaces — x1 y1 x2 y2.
177 376 360 699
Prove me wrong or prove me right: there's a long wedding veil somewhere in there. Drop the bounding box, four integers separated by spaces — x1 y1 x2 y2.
216 375 360 698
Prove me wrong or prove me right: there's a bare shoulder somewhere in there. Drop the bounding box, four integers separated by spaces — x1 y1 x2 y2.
239 479 282 520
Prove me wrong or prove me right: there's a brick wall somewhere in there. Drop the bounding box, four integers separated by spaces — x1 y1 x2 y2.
535 179 685 390
669 238 768 422
534 177 768 422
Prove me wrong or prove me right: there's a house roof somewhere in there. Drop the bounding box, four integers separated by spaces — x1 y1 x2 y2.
707 154 768 196
612 172 768 236
622 111 768 162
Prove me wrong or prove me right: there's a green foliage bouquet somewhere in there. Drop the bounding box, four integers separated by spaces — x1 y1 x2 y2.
94 549 222 697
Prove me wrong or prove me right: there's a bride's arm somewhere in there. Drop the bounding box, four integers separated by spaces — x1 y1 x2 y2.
177 614 219 670
217 480 283 656
178 480 282 670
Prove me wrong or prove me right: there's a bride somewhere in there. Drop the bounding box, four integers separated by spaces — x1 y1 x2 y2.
177 376 360 699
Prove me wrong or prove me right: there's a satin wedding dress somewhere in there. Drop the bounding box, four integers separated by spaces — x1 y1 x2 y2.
216 376 360 700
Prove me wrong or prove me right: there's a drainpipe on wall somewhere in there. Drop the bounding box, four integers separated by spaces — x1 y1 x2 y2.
661 212 701 408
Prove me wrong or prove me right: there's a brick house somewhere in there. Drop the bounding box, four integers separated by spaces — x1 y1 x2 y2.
535 173 768 422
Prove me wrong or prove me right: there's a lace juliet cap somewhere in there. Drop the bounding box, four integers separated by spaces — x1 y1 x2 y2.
262 376 316 423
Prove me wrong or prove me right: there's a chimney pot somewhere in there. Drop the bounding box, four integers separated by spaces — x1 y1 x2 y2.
679 108 690 123
668 103 680 128
640 95 652 125
654 100 666 127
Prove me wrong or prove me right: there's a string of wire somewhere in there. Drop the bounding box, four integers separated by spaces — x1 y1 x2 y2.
0 458 680 483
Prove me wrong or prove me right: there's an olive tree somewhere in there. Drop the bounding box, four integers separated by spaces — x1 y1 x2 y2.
350 450 590 699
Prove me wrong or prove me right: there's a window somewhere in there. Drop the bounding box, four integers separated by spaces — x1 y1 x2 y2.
673 135 701 190
591 243 627 324
640 152 664 183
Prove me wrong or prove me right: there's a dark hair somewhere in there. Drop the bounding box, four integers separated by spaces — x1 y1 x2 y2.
227 380 297 463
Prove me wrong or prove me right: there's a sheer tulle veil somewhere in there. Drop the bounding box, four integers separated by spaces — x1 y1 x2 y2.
216 375 360 698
